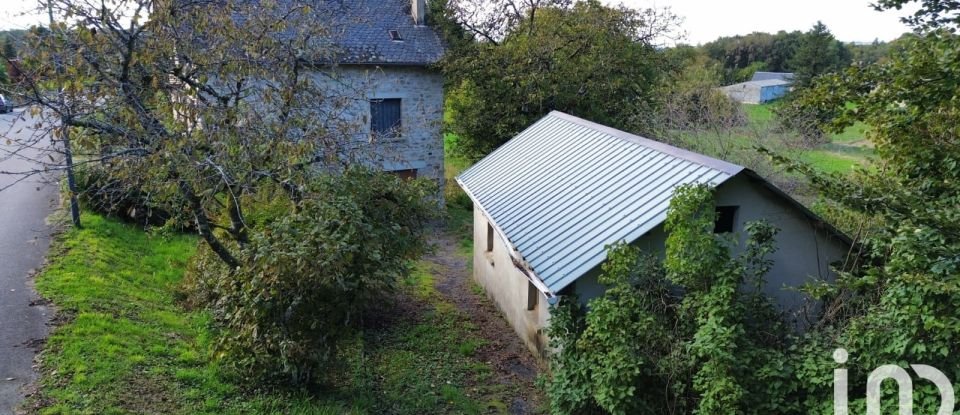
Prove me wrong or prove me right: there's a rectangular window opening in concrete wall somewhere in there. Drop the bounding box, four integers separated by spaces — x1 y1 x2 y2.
715 206 739 233
485 223 495 266
486 223 494 252
526 280 538 311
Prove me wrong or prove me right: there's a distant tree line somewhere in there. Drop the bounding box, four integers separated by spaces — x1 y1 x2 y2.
698 21 910 85
436 0 683 159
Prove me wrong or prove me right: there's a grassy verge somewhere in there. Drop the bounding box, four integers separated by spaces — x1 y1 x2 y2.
30 209 504 414
444 133 474 257
31 213 346 414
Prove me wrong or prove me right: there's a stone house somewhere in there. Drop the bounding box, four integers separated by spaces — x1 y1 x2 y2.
456 111 851 358
183 0 446 184
315 0 446 184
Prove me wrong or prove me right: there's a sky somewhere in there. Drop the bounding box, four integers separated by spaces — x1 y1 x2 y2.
0 0 917 44
615 0 917 44
0 0 47 30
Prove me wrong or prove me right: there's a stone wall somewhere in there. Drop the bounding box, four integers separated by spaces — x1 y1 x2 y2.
308 65 445 188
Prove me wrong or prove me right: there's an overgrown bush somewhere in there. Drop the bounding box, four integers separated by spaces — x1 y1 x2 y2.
75 164 179 228
187 168 439 384
545 185 787 415
545 246 680 415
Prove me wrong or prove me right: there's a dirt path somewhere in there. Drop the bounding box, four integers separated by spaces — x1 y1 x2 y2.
424 231 545 414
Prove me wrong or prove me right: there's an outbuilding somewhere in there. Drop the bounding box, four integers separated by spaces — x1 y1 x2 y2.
721 79 792 104
456 111 850 358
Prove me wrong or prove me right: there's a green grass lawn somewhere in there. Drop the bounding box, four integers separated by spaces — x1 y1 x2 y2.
741 103 873 174
743 103 775 128
29 211 504 414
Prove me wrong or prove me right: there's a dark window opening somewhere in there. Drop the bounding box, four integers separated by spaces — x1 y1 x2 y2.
714 206 739 233
389 30 403 41
486 223 494 252
527 281 538 311
389 169 417 180
370 98 401 139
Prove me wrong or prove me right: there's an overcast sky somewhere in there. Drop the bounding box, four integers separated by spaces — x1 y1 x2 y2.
0 0 917 44
619 0 917 44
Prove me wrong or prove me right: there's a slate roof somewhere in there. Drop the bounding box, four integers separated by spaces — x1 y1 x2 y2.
456 112 746 295
320 0 445 65
189 0 445 66
751 71 795 82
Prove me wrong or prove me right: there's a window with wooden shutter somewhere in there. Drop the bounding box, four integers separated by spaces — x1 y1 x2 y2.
486 223 494 252
370 98 401 140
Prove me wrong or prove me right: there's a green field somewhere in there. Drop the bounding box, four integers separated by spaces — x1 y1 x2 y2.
742 103 873 174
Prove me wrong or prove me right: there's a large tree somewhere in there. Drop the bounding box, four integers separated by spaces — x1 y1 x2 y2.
764 3 960 412
790 21 851 85
442 0 680 159
5 0 374 267
2 0 439 383
700 30 803 83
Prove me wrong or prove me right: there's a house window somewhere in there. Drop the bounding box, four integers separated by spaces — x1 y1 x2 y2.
486 223 494 252
714 206 739 233
527 281 538 311
389 169 417 180
370 98 401 139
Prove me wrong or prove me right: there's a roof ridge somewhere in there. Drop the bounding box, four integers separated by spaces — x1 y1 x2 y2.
545 111 744 176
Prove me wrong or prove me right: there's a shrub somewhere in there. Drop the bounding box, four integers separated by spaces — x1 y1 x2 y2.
75 164 180 228
188 168 439 384
544 185 786 415
772 94 835 148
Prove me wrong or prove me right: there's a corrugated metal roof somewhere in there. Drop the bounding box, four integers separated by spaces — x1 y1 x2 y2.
456 111 744 295
722 79 792 90
751 71 795 82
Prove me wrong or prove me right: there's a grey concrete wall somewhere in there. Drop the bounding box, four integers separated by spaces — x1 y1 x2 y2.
720 83 762 104
472 207 551 359
573 173 849 326
308 65 445 187
713 174 849 325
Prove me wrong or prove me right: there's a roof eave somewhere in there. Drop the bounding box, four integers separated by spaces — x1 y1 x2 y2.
454 176 557 298
309 59 441 67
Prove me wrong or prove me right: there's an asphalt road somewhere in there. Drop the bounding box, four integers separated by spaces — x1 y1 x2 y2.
0 109 56 415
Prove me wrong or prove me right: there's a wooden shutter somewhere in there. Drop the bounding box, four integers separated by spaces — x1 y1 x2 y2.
370 98 401 139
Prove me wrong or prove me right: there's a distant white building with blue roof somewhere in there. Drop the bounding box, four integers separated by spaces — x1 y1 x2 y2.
456 111 849 358
722 71 795 104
